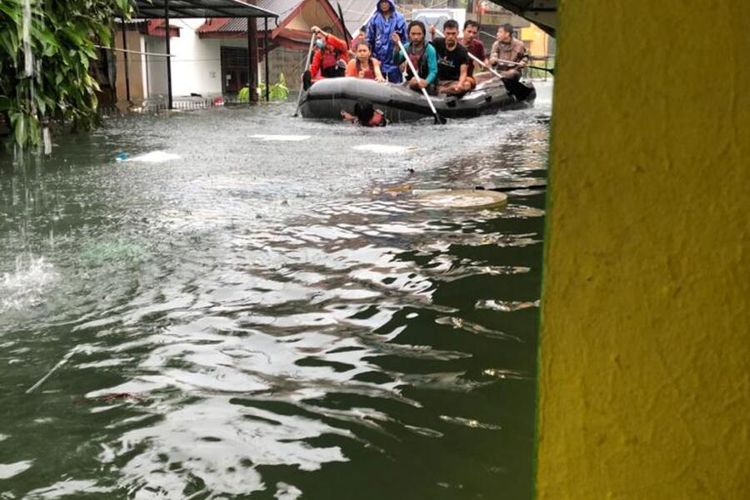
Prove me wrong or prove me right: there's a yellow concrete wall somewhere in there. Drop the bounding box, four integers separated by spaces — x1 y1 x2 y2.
537 1 750 498
520 25 547 58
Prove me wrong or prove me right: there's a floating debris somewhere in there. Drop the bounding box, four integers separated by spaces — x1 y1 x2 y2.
413 189 507 209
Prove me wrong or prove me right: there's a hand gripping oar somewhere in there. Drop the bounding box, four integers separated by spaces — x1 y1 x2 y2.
396 39 446 125
434 28 533 101
293 33 317 117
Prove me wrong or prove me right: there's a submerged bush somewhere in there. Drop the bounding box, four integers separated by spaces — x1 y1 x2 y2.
0 0 131 150
238 74 290 103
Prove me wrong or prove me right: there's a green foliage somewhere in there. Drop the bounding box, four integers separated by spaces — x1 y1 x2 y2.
239 74 289 103
262 73 289 101
237 85 250 103
0 0 131 150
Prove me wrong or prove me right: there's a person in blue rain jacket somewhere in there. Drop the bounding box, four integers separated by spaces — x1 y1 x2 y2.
366 0 407 83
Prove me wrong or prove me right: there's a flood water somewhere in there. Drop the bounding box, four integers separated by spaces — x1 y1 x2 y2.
0 83 551 499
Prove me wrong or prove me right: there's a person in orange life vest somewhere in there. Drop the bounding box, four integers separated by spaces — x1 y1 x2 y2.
309 25 349 79
345 42 386 82
340 99 387 127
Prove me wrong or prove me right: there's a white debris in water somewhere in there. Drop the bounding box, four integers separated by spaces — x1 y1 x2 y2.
0 255 58 313
126 151 182 163
352 144 414 154
250 134 311 141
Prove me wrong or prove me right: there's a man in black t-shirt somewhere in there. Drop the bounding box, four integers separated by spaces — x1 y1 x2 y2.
430 19 471 95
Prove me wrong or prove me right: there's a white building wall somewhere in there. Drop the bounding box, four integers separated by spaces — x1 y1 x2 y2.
140 22 265 99
168 19 223 97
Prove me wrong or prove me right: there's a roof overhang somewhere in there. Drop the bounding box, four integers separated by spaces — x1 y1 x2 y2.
489 0 556 37
132 0 279 19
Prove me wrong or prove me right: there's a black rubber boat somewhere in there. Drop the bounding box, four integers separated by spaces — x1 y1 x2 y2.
298 76 535 122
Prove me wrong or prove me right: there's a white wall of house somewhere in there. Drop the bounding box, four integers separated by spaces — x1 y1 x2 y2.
168 19 223 97
140 19 233 98
138 21 269 99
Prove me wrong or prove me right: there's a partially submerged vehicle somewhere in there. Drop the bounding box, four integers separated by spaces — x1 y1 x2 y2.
298 76 536 122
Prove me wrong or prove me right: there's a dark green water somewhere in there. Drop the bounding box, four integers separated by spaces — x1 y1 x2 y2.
0 85 550 499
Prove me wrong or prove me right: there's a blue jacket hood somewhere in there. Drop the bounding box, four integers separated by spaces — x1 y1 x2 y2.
375 0 398 14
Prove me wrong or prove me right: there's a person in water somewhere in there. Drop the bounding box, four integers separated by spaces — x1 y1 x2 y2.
366 0 407 83
341 99 387 127
430 20 471 96
489 23 528 80
391 21 438 94
346 42 386 82
309 25 349 80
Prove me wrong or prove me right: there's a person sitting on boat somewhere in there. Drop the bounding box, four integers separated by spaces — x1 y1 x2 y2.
309 25 349 80
489 23 528 80
367 0 408 83
461 20 489 87
391 21 438 94
346 42 386 82
429 20 487 90
340 99 387 127
430 20 471 96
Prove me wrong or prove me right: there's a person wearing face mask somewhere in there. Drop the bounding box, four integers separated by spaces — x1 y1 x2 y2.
366 0 407 83
309 25 349 80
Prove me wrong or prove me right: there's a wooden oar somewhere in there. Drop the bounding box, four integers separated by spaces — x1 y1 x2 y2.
293 33 317 117
434 28 534 101
396 39 446 125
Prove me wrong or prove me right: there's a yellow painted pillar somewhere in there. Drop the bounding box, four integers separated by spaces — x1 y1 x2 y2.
537 1 750 498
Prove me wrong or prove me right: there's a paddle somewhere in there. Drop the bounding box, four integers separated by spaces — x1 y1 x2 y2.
293 33 317 117
493 57 554 74
336 2 351 48
433 28 534 102
395 38 447 125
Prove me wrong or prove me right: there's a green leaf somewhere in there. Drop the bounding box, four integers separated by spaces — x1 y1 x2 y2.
11 112 26 147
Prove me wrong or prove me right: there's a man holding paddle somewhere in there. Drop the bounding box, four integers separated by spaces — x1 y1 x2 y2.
489 23 529 80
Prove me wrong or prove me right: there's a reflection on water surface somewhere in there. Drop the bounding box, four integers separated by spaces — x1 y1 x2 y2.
0 84 551 499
